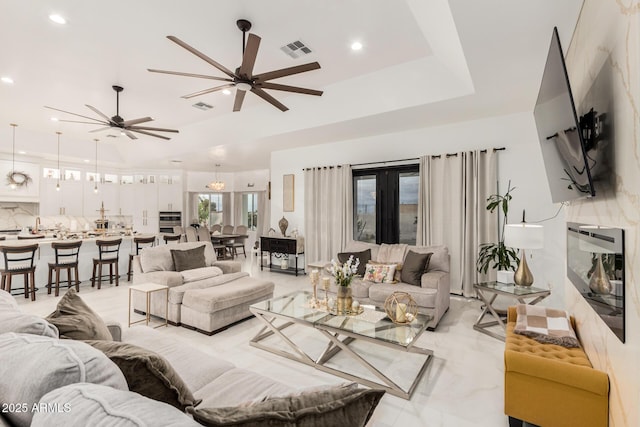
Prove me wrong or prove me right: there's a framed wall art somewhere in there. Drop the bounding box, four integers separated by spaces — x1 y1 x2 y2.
283 174 295 212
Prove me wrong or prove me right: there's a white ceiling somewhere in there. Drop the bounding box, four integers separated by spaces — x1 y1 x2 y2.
0 0 583 172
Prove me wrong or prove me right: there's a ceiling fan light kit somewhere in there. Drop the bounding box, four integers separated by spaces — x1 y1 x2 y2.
148 19 323 112
44 85 179 140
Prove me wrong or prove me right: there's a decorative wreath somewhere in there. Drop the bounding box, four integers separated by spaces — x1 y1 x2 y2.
6 171 33 188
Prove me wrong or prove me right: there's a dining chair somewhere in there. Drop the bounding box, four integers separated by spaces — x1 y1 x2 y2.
226 225 248 258
185 226 198 242
222 225 234 234
196 227 211 242
210 224 222 234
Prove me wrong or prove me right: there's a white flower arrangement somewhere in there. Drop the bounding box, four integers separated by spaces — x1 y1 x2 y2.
329 255 360 287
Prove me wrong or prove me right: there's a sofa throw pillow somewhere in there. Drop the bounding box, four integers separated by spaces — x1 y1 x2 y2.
46 288 112 340
401 251 433 286
187 387 385 427
514 304 580 348
337 249 371 277
0 290 59 338
171 245 206 272
363 263 397 283
0 333 127 427
85 340 201 410
32 383 201 427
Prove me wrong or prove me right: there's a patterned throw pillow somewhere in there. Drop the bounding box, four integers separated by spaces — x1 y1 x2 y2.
363 263 397 283
514 304 580 348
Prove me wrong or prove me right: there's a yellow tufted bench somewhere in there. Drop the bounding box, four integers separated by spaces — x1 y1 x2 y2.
504 306 609 427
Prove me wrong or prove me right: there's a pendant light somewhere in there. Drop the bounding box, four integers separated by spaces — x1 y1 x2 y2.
55 131 61 191
93 138 99 194
206 164 225 191
9 123 17 190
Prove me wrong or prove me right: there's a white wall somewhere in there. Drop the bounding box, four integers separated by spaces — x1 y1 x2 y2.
565 1 640 425
270 111 566 307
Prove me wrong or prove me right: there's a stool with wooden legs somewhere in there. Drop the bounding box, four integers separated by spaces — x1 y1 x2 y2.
91 238 122 289
47 240 83 297
163 234 182 244
127 235 156 281
0 244 39 301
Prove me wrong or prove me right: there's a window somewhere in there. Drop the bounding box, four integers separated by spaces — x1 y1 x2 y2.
198 193 223 226
353 165 419 244
241 193 258 230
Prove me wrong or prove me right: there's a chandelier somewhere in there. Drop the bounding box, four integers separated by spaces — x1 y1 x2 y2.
206 164 225 191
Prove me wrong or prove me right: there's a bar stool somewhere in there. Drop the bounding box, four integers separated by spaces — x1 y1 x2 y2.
0 244 39 301
91 238 122 289
163 234 181 244
127 236 156 281
47 240 83 297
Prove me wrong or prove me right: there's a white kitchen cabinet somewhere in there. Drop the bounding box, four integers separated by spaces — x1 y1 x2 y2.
157 182 183 212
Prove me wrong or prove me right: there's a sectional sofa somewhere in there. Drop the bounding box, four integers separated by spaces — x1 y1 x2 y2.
0 289 384 426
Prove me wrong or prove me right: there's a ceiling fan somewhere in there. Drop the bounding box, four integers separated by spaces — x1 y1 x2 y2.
148 19 323 112
44 85 179 140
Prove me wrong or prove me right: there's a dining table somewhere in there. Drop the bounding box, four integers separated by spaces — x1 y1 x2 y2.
209 233 249 259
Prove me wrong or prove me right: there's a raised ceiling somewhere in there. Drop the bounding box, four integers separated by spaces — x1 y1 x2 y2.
0 0 583 172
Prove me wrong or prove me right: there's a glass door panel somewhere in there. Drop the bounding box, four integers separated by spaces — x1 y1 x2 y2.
398 171 419 244
354 175 377 243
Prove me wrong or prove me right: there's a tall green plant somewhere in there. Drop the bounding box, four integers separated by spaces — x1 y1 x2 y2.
476 182 520 274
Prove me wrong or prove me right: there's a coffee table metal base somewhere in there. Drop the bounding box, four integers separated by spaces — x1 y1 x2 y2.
249 310 433 399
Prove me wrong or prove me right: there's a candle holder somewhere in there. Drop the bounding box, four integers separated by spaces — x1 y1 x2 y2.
309 269 320 307
384 292 418 324
322 277 331 307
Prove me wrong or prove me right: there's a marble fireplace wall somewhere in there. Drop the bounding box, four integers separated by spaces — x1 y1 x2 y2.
565 1 640 425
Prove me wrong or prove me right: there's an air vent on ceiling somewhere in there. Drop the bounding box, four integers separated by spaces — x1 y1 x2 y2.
106 134 118 138
280 40 312 59
193 102 213 111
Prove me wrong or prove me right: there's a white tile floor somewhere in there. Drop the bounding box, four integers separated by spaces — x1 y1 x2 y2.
16 259 508 427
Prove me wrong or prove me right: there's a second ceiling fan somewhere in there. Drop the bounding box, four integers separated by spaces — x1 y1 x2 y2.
148 19 323 112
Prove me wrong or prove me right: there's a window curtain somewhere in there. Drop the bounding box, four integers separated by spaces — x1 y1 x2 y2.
233 192 243 226
222 193 231 226
304 165 353 263
257 190 269 237
416 150 497 297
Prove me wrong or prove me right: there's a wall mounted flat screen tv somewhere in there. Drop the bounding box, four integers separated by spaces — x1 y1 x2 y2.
534 27 596 203
567 223 625 342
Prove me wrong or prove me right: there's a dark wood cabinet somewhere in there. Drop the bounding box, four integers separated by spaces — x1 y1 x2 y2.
260 236 305 276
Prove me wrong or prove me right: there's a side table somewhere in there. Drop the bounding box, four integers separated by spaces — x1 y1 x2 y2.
473 281 550 341
128 283 169 328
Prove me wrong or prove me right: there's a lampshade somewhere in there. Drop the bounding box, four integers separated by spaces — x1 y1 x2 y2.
504 223 544 249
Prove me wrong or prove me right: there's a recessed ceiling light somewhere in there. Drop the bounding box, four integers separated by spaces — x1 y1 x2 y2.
49 14 67 25
351 41 363 51
1 77 14 84
222 89 231 95
18 151 26 155
84 159 90 163
50 117 59 122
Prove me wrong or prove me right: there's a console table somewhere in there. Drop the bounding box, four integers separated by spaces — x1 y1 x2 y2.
260 236 305 276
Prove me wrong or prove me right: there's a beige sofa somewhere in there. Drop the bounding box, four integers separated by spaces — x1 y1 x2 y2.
130 241 244 324
326 241 450 329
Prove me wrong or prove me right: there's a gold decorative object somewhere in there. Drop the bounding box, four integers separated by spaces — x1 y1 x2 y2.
589 254 612 294
309 269 320 307
384 292 418 324
336 286 352 315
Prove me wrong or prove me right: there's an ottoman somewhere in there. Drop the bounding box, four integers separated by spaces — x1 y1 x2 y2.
180 277 275 335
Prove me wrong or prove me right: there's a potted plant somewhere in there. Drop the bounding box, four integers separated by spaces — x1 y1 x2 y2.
477 182 520 282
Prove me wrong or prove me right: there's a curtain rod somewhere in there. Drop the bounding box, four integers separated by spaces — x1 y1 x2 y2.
302 165 343 171
430 147 505 159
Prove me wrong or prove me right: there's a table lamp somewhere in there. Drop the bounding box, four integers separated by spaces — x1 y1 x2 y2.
504 213 544 287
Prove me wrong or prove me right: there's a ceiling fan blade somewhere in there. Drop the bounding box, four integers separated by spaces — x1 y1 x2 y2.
58 119 109 125
233 90 247 112
124 130 138 140
89 127 112 133
253 62 321 82
167 36 236 78
181 84 235 99
122 117 153 126
239 34 261 78
250 87 288 112
129 126 179 133
148 69 233 82
257 82 323 96
85 105 113 123
44 106 104 123
130 129 172 140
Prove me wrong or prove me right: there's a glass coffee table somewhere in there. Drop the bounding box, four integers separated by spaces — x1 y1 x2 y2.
249 291 433 399
473 281 551 341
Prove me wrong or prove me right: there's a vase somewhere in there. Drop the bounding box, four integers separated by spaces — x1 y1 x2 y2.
336 286 352 315
278 216 289 236
589 254 612 294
